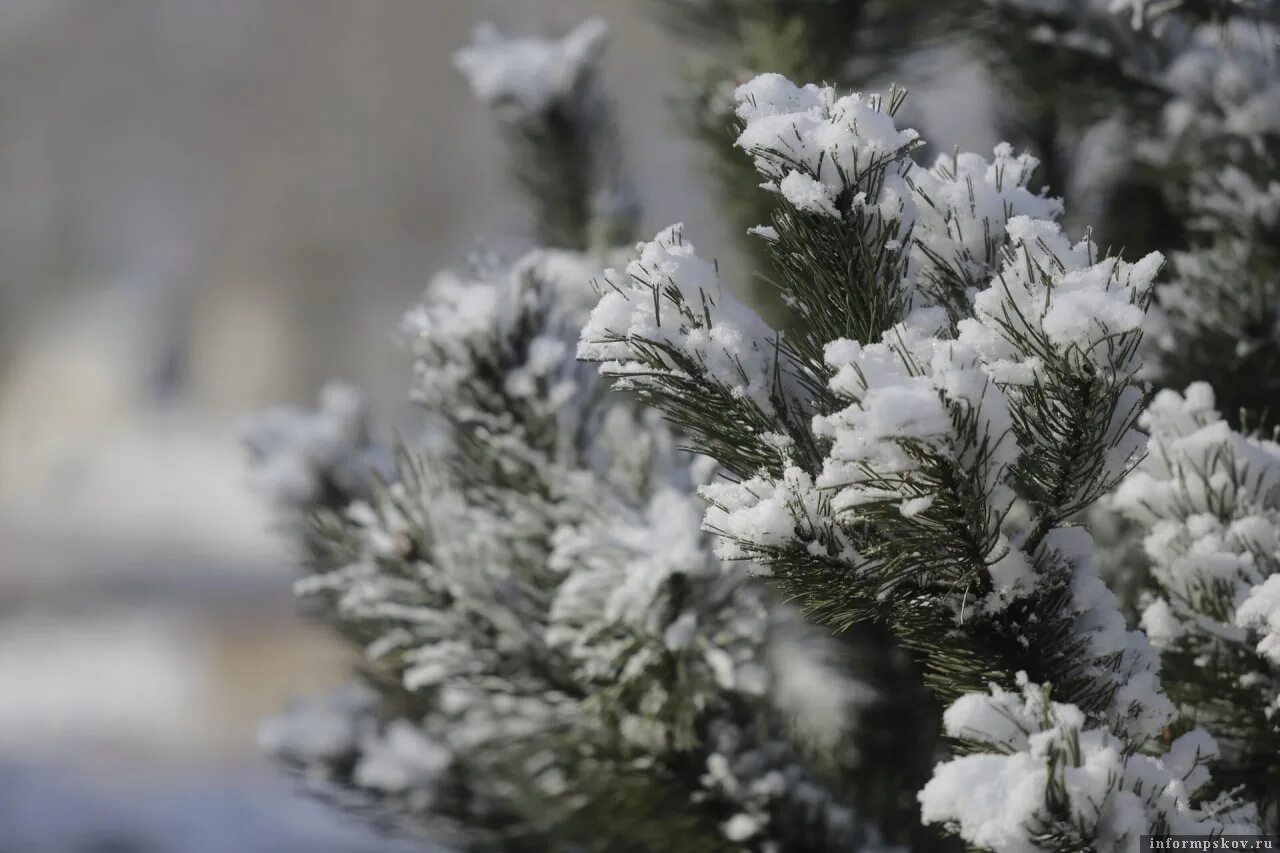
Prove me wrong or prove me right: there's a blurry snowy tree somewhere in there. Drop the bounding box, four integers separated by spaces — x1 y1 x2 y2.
975 0 1280 425
244 8 1280 853
244 20 907 853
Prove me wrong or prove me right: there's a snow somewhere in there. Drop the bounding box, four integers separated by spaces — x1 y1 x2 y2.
732 73 1063 313
268 228 866 849
575 80 1213 836
813 317 1028 608
898 495 935 517
959 217 1161 365
733 74 919 226
1115 384 1280 671
353 722 451 795
1041 526 1174 741
908 143 1063 293
259 686 375 766
1237 574 1280 664
921 676 1252 851
816 323 1017 517
766 613 878 750
723 811 764 842
238 382 392 517
778 171 840 217
1163 19 1280 145
920 751 1048 853
452 18 609 116
579 224 781 412
1136 8 1280 419
702 466 853 565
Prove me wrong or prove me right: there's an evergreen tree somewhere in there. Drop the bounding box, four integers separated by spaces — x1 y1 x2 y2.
244 10 1280 853
648 7 953 828
1115 383 1280 828
246 21 891 852
972 6 1280 821
577 72 1260 848
976 0 1280 424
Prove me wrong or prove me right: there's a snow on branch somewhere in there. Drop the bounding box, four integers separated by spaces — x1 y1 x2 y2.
580 71 1259 848
453 19 610 117
251 244 880 849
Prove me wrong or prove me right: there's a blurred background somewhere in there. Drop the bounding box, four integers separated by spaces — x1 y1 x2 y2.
0 1 997 849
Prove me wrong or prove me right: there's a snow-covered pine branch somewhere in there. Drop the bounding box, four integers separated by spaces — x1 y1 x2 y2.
648 0 933 320
1115 382 1280 824
240 8 1280 850
983 0 1280 425
975 0 1280 825
1144 14 1280 424
454 19 638 251
243 24 888 851
239 382 392 526
248 247 881 851
578 72 1260 850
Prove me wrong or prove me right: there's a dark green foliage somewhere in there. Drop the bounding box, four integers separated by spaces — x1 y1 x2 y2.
501 92 638 252
1162 638 1280 820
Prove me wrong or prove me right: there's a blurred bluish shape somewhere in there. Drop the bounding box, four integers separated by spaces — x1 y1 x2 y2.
0 762 426 853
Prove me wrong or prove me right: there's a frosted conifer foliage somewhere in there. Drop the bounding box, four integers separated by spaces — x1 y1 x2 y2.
239 19 898 850
581 73 1260 850
453 18 608 115
1114 382 1280 819
246 249 880 850
239 382 392 522
976 0 1280 823
453 19 636 252
983 0 1280 426
243 9 1280 849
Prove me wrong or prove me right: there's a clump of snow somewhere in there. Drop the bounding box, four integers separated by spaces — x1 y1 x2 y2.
778 171 840 216
354 721 452 796
1238 574 1280 664
766 610 879 751
702 465 854 566
732 74 1063 313
959 217 1160 371
259 686 379 767
1043 526 1174 740
578 224 781 412
401 248 612 470
813 313 1032 609
920 675 1254 852
816 317 1016 512
452 19 609 116
239 382 393 517
1163 19 1280 146
1115 383 1280 663
733 74 920 226
908 143 1064 293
